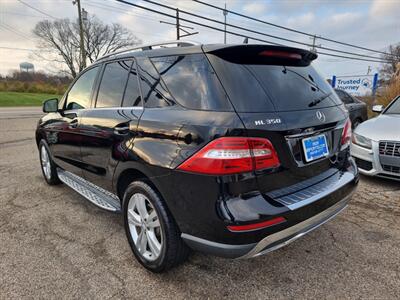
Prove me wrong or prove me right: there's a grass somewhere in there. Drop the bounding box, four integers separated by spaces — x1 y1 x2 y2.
0 91 62 107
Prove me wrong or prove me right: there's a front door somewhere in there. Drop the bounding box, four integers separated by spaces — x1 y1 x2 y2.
49 66 100 177
79 60 143 192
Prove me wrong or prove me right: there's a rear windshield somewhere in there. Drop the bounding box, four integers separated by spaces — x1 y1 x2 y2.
208 54 341 112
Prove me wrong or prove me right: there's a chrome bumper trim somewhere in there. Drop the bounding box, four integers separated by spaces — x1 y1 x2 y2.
267 170 355 211
239 192 353 259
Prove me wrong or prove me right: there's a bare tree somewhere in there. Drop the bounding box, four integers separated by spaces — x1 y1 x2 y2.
83 16 141 64
380 44 400 82
33 17 141 78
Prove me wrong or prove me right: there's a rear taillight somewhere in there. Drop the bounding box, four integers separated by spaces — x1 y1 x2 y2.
177 137 280 175
259 50 302 60
341 118 352 147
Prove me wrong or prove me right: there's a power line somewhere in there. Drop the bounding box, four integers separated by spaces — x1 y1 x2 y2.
0 46 36 51
193 0 396 58
141 0 393 63
1 11 47 18
114 0 391 64
85 0 226 37
82 1 178 39
0 22 35 41
16 0 58 20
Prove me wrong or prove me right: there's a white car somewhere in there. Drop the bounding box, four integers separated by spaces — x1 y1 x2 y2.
351 95 400 181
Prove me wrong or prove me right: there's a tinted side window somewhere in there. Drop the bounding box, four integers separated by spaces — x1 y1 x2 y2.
122 62 141 107
136 57 175 108
66 66 99 110
96 60 131 108
335 89 353 104
151 54 232 111
344 93 354 104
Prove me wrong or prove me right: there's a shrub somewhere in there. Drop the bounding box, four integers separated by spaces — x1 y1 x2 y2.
376 78 400 107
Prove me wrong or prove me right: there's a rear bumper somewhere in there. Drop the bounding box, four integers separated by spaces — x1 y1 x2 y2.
181 162 358 258
182 192 352 259
239 192 351 258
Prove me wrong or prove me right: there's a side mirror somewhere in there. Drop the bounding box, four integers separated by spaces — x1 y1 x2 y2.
372 105 384 113
43 98 59 113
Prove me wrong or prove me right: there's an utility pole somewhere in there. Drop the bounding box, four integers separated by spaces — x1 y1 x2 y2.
310 34 321 53
160 15 198 40
311 35 317 52
176 8 180 40
223 3 228 44
73 0 86 69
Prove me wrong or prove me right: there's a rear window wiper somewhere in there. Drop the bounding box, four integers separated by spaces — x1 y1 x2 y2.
308 92 332 107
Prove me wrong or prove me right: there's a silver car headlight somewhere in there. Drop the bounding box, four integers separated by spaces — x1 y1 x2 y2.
352 133 372 149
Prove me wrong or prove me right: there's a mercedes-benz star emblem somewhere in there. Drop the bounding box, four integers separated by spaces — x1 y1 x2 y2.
316 110 326 122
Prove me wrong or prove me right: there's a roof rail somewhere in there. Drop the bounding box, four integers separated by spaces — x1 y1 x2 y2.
97 40 200 61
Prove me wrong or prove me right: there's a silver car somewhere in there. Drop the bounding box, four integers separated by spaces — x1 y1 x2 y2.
351 95 400 181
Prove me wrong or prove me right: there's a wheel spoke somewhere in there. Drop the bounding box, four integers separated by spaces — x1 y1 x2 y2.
148 210 157 221
146 231 161 257
137 230 147 254
127 210 141 227
135 195 148 219
146 218 160 228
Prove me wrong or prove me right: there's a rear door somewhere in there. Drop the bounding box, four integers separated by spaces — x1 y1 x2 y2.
79 59 142 191
206 45 347 193
49 65 100 177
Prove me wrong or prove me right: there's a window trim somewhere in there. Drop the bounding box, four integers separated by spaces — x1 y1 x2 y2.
121 58 144 109
62 64 101 111
94 59 134 109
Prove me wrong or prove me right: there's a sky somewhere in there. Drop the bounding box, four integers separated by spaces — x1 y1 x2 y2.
0 0 399 79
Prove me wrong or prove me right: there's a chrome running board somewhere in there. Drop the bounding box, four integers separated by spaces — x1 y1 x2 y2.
57 168 121 212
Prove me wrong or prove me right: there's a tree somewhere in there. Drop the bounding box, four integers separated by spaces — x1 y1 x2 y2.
380 44 400 82
33 16 141 78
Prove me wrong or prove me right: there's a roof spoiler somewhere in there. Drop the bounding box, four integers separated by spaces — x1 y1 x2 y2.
206 45 318 66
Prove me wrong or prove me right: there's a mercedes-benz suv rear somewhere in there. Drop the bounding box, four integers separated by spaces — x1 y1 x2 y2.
36 43 358 272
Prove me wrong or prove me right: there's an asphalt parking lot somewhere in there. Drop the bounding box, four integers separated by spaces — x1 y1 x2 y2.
1 109 399 299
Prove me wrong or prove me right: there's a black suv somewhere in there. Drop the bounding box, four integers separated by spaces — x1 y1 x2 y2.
36 42 358 272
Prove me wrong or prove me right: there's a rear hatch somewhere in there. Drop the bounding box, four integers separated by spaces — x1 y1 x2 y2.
205 45 348 194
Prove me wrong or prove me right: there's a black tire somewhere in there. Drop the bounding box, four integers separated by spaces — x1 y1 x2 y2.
39 140 61 185
122 181 189 272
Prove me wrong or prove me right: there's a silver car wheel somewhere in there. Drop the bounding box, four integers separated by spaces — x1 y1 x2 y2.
127 193 163 261
40 145 51 180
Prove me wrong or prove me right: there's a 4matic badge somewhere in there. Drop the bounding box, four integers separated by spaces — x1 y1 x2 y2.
254 118 282 126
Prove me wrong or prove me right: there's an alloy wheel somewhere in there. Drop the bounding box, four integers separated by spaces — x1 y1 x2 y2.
127 193 163 261
41 146 51 180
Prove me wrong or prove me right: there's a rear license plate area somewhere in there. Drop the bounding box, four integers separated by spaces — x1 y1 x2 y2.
302 134 329 162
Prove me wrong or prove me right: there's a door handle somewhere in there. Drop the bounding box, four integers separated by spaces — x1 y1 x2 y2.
69 118 78 129
114 125 130 135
